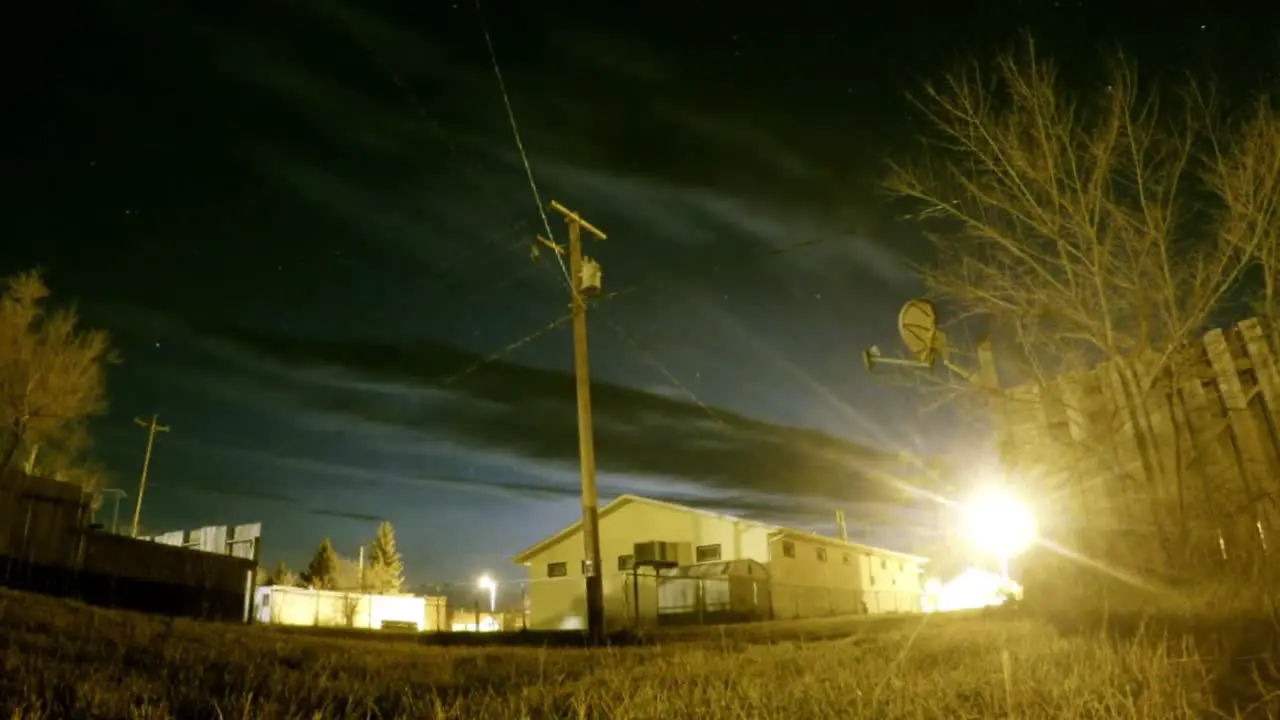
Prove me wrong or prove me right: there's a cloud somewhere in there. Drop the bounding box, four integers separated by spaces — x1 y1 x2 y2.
187 323 916 513
74 4 934 530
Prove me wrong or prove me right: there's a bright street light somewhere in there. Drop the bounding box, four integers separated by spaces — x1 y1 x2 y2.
477 574 497 613
961 486 1037 581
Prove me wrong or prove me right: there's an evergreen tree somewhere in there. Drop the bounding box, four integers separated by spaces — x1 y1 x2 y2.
266 560 296 586
366 521 404 594
301 538 339 590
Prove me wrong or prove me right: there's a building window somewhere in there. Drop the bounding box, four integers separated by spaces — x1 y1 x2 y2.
618 554 634 571
816 547 828 563
782 541 796 558
843 552 852 565
880 558 887 570
696 543 722 563
547 562 567 578
870 575 877 586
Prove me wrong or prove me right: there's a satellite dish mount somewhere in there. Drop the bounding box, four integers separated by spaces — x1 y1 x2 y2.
863 299 972 381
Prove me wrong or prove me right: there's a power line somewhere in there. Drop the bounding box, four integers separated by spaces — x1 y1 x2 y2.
443 312 573 386
593 310 726 428
344 14 549 302
475 0 572 291
442 234 842 384
144 480 385 524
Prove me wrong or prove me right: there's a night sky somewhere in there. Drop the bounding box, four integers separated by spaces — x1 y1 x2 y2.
6 1 1278 593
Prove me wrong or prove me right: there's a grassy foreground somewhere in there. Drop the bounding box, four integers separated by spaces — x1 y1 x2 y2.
0 589 1273 719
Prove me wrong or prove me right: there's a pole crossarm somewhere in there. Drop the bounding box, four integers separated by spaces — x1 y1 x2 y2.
549 200 607 241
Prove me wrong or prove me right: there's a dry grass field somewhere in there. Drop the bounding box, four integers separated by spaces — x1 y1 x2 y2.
1 588 1278 719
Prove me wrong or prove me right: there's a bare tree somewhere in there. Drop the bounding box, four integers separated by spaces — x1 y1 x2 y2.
264 560 297 587
333 554 364 592
883 36 1280 596
0 269 113 483
887 39 1277 377
34 421 109 498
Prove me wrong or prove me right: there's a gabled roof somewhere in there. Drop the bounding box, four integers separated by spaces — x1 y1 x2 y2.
510 493 925 565
768 527 929 563
511 494 775 565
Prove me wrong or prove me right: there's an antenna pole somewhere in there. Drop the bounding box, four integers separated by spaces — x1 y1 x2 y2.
130 414 170 538
100 488 126 534
358 545 365 591
548 199 608 645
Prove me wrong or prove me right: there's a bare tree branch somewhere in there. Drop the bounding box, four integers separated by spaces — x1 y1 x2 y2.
0 268 114 490
883 35 1280 594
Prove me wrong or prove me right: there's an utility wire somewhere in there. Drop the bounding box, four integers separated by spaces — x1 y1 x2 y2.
352 8 855 422
443 234 841 384
475 0 573 292
443 312 572 386
345 14 543 302
593 310 726 428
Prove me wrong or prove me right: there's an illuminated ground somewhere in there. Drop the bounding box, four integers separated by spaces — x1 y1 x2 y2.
0 589 1270 718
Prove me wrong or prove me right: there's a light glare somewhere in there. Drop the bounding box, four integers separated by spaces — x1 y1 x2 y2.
923 567 1021 612
962 487 1037 559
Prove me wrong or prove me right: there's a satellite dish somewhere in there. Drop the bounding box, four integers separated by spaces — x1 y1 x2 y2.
898 299 941 364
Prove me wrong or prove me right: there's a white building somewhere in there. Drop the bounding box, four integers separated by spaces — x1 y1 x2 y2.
512 494 927 630
252 585 448 632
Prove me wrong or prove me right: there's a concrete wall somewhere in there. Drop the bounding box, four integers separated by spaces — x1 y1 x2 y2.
258 586 431 631
424 596 448 631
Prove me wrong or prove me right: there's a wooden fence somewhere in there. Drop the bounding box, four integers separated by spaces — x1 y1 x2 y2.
990 316 1280 584
0 472 254 620
0 471 91 577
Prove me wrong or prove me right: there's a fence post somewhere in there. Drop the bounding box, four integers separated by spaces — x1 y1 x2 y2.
1206 328 1276 557
242 569 252 624
631 565 640 630
1238 319 1280 439
696 578 704 626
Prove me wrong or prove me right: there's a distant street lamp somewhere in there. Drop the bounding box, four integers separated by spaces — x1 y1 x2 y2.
961 486 1037 583
477 574 497 613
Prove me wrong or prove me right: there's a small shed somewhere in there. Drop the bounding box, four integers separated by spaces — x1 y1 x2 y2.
656 558 771 626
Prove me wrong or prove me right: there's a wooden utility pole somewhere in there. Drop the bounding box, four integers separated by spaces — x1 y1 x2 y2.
130 414 170 538
544 199 608 644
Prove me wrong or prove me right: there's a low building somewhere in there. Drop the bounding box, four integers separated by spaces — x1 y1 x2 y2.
252 585 448 632
511 494 926 630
